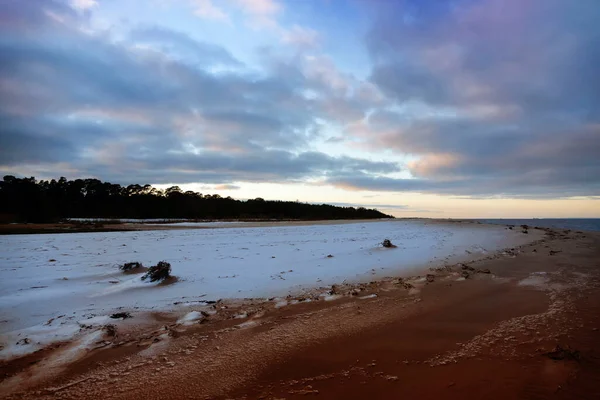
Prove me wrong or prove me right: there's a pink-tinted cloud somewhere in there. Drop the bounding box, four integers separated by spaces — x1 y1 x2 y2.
190 0 229 21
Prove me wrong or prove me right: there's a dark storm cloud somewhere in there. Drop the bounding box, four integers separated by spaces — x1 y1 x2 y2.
128 150 391 178
70 149 400 185
0 128 75 165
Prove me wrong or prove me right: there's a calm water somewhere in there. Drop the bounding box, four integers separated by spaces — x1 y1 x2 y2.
475 219 600 232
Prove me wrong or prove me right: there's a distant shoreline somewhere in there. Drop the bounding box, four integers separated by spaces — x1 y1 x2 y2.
3 217 599 235
0 217 395 235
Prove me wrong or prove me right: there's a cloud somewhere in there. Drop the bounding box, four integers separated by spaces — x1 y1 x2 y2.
189 0 282 29
281 25 319 49
234 0 281 18
326 162 600 198
214 184 240 190
0 0 79 32
129 26 242 67
190 0 229 21
235 0 280 15
2 0 599 202
70 0 98 12
0 1 399 186
349 0 600 197
7 148 400 186
234 0 282 30
325 136 346 144
0 123 77 165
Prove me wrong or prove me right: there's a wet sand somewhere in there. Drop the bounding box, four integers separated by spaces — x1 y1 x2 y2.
1 227 599 399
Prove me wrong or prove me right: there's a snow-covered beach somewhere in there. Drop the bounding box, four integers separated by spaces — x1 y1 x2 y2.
0 219 538 361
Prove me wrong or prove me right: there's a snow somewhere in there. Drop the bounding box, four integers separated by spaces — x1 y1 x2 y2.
176 311 204 326
0 322 81 361
274 300 288 308
51 329 106 364
237 320 258 329
518 272 550 289
0 220 535 360
359 294 377 299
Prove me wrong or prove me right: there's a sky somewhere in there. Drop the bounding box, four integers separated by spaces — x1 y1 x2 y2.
0 0 599 218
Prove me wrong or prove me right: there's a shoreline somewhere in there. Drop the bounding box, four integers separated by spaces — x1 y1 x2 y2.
2 227 599 398
0 218 394 235
2 217 596 237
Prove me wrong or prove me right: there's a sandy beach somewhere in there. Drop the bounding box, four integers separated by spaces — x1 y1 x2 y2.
1 222 599 399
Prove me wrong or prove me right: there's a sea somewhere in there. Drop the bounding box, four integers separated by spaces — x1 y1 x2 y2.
474 218 600 232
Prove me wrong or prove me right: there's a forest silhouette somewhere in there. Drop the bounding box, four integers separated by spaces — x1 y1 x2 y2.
0 176 393 223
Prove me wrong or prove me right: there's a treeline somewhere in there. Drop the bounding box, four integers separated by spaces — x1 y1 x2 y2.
0 176 393 222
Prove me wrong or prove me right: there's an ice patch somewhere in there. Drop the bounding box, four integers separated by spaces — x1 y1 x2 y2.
274 300 288 308
518 274 549 289
359 294 377 299
0 323 81 361
138 332 171 357
177 311 204 326
92 276 149 297
324 294 342 302
237 320 258 329
470 246 488 254
51 329 105 365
